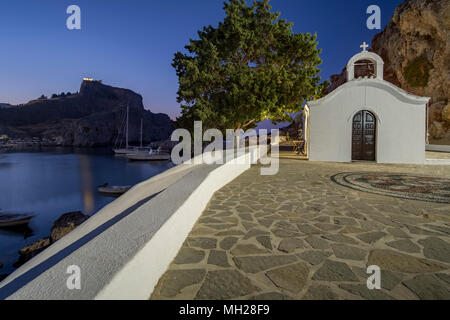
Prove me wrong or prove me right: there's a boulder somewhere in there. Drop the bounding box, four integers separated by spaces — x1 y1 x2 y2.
19 238 51 256
50 211 89 242
14 211 90 267
14 238 51 267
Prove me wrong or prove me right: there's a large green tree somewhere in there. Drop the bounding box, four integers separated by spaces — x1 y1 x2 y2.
173 0 327 132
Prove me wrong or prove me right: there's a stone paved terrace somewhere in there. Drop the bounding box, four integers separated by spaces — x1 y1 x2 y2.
151 158 450 300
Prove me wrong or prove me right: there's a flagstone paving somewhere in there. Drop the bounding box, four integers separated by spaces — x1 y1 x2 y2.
150 159 450 300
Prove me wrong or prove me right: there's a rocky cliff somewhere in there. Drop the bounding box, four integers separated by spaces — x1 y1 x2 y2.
0 80 174 147
325 0 450 144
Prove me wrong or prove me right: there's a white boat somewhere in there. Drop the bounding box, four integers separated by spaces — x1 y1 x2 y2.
0 213 34 227
126 148 171 161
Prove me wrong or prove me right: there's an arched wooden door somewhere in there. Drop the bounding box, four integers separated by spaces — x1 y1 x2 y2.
352 110 376 161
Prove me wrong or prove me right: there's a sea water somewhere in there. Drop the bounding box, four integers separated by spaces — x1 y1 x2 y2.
0 147 173 275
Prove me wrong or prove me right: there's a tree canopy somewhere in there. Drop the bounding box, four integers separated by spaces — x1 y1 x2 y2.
173 0 328 132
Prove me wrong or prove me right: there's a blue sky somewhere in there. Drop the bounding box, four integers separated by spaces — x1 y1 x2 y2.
0 0 403 119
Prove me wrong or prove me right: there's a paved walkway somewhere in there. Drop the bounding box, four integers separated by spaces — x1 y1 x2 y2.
151 159 450 300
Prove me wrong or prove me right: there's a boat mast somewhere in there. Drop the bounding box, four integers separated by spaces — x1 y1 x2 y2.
140 118 143 148
125 102 129 149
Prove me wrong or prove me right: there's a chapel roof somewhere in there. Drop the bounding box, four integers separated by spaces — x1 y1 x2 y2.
307 42 430 107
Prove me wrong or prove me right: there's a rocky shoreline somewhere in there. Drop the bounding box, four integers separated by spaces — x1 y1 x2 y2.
12 211 90 269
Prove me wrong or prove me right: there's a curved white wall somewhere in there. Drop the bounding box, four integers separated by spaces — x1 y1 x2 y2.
1 148 261 300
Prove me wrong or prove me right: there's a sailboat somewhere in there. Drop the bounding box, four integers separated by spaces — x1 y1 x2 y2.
113 103 149 154
125 118 170 160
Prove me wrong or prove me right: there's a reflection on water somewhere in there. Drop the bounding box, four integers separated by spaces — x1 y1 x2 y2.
79 155 95 214
0 225 33 240
0 148 174 274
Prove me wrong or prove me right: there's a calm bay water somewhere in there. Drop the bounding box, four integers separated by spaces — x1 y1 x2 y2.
0 148 174 274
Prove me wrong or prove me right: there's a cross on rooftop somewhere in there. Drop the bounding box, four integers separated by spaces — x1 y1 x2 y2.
360 42 369 52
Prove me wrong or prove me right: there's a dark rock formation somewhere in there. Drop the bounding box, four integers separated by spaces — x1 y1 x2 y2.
372 0 449 142
371 0 448 100
0 80 174 147
324 0 449 142
50 211 89 242
14 238 51 267
14 211 90 267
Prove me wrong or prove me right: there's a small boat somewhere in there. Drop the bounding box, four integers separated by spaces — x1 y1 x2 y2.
98 185 131 197
126 148 171 161
0 213 34 228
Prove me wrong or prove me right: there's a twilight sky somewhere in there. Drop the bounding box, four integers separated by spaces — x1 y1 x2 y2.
0 0 403 119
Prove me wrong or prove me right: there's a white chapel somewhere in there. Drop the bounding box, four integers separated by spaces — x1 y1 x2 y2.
304 42 430 164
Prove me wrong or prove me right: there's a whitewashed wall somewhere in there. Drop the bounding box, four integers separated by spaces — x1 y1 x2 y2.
308 79 429 164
